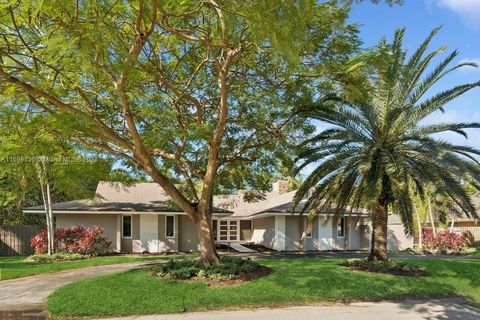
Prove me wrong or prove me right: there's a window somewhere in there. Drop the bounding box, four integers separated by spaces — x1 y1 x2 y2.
122 215 132 238
337 217 345 238
165 215 175 238
304 218 312 238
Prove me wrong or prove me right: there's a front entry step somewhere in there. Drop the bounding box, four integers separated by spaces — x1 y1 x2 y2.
229 243 256 253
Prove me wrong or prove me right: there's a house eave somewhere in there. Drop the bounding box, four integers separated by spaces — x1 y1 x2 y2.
23 210 232 216
237 211 369 220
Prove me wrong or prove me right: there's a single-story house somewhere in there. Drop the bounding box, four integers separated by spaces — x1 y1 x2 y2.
23 181 411 252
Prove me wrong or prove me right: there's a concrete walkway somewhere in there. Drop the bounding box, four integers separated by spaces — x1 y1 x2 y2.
102 298 480 320
229 243 256 253
0 260 160 319
231 250 480 260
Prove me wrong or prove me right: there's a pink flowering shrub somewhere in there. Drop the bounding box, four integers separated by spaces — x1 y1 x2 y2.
422 228 467 251
31 225 111 255
30 228 49 254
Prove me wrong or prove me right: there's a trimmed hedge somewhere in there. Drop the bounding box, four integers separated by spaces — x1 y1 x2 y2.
24 253 88 263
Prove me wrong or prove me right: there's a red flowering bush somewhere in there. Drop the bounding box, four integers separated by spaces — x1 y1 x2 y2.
30 228 49 254
75 226 111 255
422 228 467 251
31 225 111 255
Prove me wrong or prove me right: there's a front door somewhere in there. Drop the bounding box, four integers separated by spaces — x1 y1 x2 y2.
139 214 159 253
217 220 239 242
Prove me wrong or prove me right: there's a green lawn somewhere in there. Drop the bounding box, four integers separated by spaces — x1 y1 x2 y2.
47 257 480 317
0 255 178 281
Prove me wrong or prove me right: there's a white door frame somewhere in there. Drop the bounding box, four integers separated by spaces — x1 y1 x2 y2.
318 215 333 250
139 214 159 253
216 219 240 242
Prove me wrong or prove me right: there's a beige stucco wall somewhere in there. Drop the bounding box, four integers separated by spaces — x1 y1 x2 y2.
387 223 413 251
348 217 368 250
55 214 118 252
264 216 368 251
285 216 303 251
178 215 199 252
251 216 275 248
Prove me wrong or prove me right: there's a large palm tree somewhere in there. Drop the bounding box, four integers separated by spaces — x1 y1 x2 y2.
293 28 480 261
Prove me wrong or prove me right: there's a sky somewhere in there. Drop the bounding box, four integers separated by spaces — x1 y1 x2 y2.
347 0 480 148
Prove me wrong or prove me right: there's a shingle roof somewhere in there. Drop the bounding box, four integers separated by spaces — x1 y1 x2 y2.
24 181 372 217
24 182 231 214
213 189 369 218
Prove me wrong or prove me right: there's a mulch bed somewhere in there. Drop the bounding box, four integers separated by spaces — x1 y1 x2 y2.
205 265 273 287
342 261 428 277
346 265 428 277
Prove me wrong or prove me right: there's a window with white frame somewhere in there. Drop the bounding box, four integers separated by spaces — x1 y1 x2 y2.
122 215 132 238
165 215 175 238
337 217 345 238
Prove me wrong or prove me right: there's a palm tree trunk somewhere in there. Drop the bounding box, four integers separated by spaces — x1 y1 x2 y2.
368 196 389 261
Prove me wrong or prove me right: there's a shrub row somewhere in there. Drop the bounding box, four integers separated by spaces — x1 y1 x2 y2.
151 256 261 280
24 252 87 263
31 225 111 255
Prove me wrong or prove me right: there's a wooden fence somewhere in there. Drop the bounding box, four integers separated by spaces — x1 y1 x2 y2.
453 227 480 242
0 225 44 256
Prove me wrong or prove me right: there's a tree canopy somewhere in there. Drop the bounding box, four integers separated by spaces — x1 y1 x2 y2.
0 0 369 264
0 108 111 225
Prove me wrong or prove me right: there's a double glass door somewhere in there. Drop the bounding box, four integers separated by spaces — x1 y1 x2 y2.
216 220 239 242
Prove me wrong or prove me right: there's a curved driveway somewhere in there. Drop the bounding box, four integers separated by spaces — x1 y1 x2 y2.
0 260 158 318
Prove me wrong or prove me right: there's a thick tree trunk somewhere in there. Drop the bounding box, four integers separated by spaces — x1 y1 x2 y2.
368 196 389 261
195 208 220 266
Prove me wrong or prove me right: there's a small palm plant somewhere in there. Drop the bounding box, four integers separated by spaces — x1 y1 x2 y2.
293 28 480 261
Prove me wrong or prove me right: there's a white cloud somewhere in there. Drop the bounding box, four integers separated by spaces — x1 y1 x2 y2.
432 0 480 28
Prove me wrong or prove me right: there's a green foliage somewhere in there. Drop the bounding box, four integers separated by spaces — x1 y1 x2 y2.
151 256 261 280
341 258 427 276
24 253 88 263
294 28 480 237
407 245 477 256
0 108 112 225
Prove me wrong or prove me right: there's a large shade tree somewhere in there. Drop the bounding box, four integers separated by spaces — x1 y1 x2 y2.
0 0 376 265
293 28 480 261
